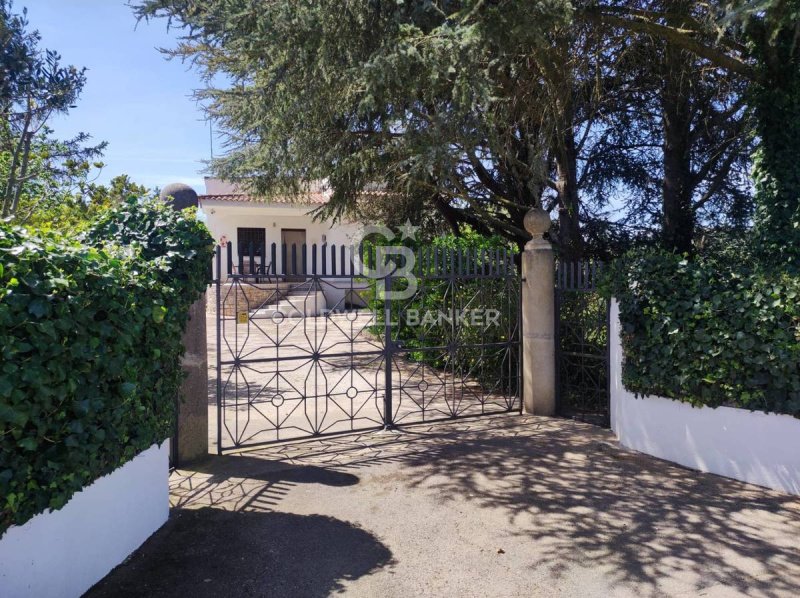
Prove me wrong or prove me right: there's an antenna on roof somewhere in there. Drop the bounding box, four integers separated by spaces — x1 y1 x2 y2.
209 120 214 161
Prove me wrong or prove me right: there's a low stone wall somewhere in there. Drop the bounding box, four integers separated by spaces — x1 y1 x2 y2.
610 300 800 496
211 282 292 317
0 442 169 598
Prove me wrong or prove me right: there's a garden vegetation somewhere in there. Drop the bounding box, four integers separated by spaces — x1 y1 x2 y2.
0 199 213 534
606 249 800 417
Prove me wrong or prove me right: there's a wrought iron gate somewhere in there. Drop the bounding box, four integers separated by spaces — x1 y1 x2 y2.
555 261 610 426
213 242 521 451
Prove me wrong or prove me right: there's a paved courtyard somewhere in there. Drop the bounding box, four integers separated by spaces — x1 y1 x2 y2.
88 415 800 597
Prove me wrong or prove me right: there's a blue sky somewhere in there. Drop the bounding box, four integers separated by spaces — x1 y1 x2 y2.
24 0 215 193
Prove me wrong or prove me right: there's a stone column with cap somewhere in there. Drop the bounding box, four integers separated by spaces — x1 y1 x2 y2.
521 206 556 415
161 183 209 464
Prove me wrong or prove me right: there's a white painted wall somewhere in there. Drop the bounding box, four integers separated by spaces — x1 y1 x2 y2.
0 442 169 598
610 300 800 495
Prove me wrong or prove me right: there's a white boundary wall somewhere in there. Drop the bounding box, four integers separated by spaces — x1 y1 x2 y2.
0 441 169 598
610 300 800 496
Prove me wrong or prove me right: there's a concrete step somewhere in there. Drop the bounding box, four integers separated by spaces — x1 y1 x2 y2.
250 290 327 319
249 283 317 310
212 281 318 316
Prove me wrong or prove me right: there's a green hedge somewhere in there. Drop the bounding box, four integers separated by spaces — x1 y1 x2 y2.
605 250 800 417
0 199 213 535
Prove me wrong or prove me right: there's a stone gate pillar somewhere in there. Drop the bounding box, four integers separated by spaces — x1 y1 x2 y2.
163 183 209 464
175 295 209 464
521 206 556 415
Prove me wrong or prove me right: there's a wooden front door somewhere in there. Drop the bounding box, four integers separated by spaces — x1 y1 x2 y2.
281 229 306 281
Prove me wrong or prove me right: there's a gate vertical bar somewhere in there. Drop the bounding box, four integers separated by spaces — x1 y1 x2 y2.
216 245 223 455
516 251 523 412
383 272 393 428
553 260 565 412
606 293 612 416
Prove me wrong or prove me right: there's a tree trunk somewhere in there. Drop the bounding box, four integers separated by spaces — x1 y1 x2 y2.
433 194 462 236
2 125 26 218
661 29 695 254
10 131 32 216
554 128 584 261
2 103 32 219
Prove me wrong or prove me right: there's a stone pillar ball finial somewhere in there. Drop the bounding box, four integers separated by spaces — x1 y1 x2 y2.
524 206 553 252
160 183 199 211
524 206 553 240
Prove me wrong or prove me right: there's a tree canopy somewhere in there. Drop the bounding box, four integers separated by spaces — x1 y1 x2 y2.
0 0 106 223
0 0 154 232
134 0 800 264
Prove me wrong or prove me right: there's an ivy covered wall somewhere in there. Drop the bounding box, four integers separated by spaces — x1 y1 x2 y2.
606 250 800 417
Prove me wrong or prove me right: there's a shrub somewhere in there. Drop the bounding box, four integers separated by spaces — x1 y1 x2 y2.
364 232 519 392
605 249 800 417
0 199 213 535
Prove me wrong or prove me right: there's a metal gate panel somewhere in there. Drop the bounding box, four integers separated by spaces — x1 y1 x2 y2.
214 243 521 451
555 261 610 426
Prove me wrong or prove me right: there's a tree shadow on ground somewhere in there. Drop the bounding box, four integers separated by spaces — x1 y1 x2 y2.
95 416 800 597
190 454 360 487
169 456 359 511
381 419 800 597
263 416 800 597
85 508 393 598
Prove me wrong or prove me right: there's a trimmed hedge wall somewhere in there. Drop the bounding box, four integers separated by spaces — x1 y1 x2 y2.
0 199 213 535
606 250 800 417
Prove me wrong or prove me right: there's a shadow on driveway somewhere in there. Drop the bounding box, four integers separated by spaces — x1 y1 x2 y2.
85 507 393 598
245 416 800 596
89 416 800 597
383 422 800 596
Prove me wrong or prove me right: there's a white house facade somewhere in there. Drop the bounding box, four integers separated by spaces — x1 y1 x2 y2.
198 179 369 315
200 178 363 279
